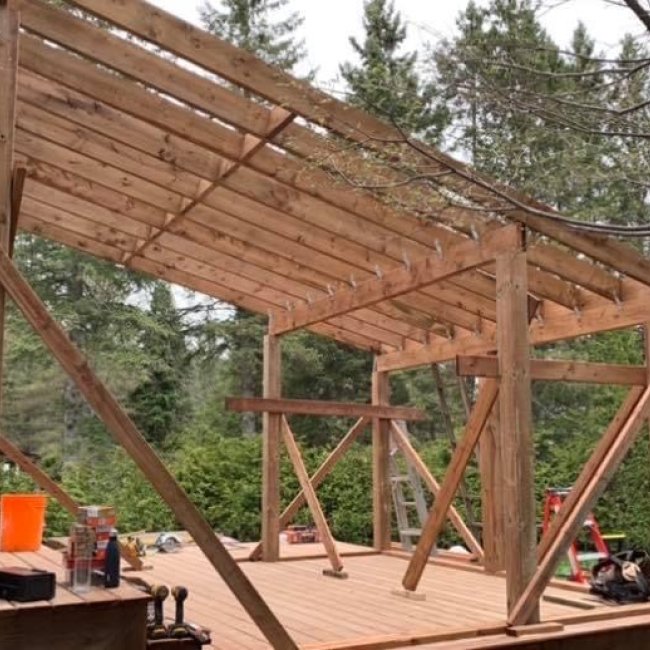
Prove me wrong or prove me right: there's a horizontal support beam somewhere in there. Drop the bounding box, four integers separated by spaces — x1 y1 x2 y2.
378 278 650 372
456 355 647 385
225 397 426 421
269 224 522 335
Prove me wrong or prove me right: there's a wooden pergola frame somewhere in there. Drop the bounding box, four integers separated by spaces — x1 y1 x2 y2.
2 0 650 647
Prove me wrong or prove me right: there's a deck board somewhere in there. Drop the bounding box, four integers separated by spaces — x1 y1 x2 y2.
127 542 612 649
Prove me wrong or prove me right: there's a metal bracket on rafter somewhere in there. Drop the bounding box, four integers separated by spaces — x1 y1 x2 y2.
434 239 443 257
374 265 383 279
348 274 357 289
402 250 411 271
327 284 335 297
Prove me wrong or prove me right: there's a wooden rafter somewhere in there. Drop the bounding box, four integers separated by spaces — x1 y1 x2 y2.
57 0 650 286
249 417 370 561
389 420 484 558
456 355 647 385
401 379 498 591
281 416 344 573
270 224 522 335
0 244 298 650
378 278 650 372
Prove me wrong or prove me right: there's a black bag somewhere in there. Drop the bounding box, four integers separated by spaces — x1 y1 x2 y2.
589 549 650 603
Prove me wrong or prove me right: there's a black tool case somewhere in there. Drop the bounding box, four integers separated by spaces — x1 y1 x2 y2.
0 566 56 602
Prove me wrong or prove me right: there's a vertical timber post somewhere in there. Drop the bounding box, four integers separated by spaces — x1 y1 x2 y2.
479 398 505 572
0 0 18 413
496 231 540 623
261 333 281 561
372 361 391 551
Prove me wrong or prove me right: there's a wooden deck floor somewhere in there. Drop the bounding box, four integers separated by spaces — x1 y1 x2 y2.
128 543 615 650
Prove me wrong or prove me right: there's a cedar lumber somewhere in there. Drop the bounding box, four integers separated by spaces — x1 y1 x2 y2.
509 384 650 626
401 379 498 590
377 278 650 371
249 416 369 560
457 355 647 385
496 249 538 623
537 386 644 561
261 334 281 562
9 165 24 257
0 432 78 514
372 368 392 551
0 432 143 570
269 224 521 335
389 420 484 558
280 416 343 573
59 0 650 285
0 247 298 650
225 397 426 421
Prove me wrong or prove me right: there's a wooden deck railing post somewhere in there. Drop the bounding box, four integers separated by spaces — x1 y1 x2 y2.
261 332 282 562
372 362 391 551
496 235 539 623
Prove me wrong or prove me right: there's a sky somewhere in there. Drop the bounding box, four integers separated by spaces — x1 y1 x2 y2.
149 0 645 92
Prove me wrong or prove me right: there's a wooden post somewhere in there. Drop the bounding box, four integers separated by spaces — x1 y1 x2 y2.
0 0 18 414
372 363 391 551
261 333 281 561
496 241 539 623
480 396 505 572
0 249 298 650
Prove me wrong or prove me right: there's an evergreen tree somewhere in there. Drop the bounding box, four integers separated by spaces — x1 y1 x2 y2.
340 0 445 140
199 0 306 71
127 284 189 448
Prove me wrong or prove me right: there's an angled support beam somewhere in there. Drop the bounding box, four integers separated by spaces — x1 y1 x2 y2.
537 386 644 562
249 416 370 561
9 165 25 257
0 247 298 650
280 416 344 574
497 248 538 624
389 420 484 559
401 379 498 590
0 432 143 570
226 397 426 421
509 385 650 626
457 355 647 386
0 432 78 515
261 334 282 562
372 366 392 551
269 224 522 335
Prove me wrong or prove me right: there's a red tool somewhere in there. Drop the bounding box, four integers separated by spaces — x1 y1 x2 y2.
543 488 610 583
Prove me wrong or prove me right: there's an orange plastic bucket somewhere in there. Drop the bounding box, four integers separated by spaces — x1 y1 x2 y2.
0 494 47 552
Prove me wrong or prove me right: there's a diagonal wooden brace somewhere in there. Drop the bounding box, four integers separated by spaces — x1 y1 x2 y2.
249 416 369 561
0 246 298 650
281 416 344 574
390 421 484 560
509 384 650 626
401 379 499 591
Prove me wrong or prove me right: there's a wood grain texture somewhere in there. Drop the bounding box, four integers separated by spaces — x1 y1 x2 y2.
372 368 391 552
0 249 297 650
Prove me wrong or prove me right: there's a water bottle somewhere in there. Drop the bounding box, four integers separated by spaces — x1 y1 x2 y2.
104 529 121 588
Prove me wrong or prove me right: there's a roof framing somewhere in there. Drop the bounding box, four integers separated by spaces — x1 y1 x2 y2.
3 0 649 369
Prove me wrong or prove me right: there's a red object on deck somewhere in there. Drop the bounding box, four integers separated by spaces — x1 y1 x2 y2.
543 488 610 583
284 525 321 544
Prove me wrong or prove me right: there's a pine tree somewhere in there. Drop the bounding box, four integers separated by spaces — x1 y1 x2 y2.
340 0 445 140
199 0 306 71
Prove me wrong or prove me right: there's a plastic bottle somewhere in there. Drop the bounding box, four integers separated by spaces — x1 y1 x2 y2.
104 529 121 588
